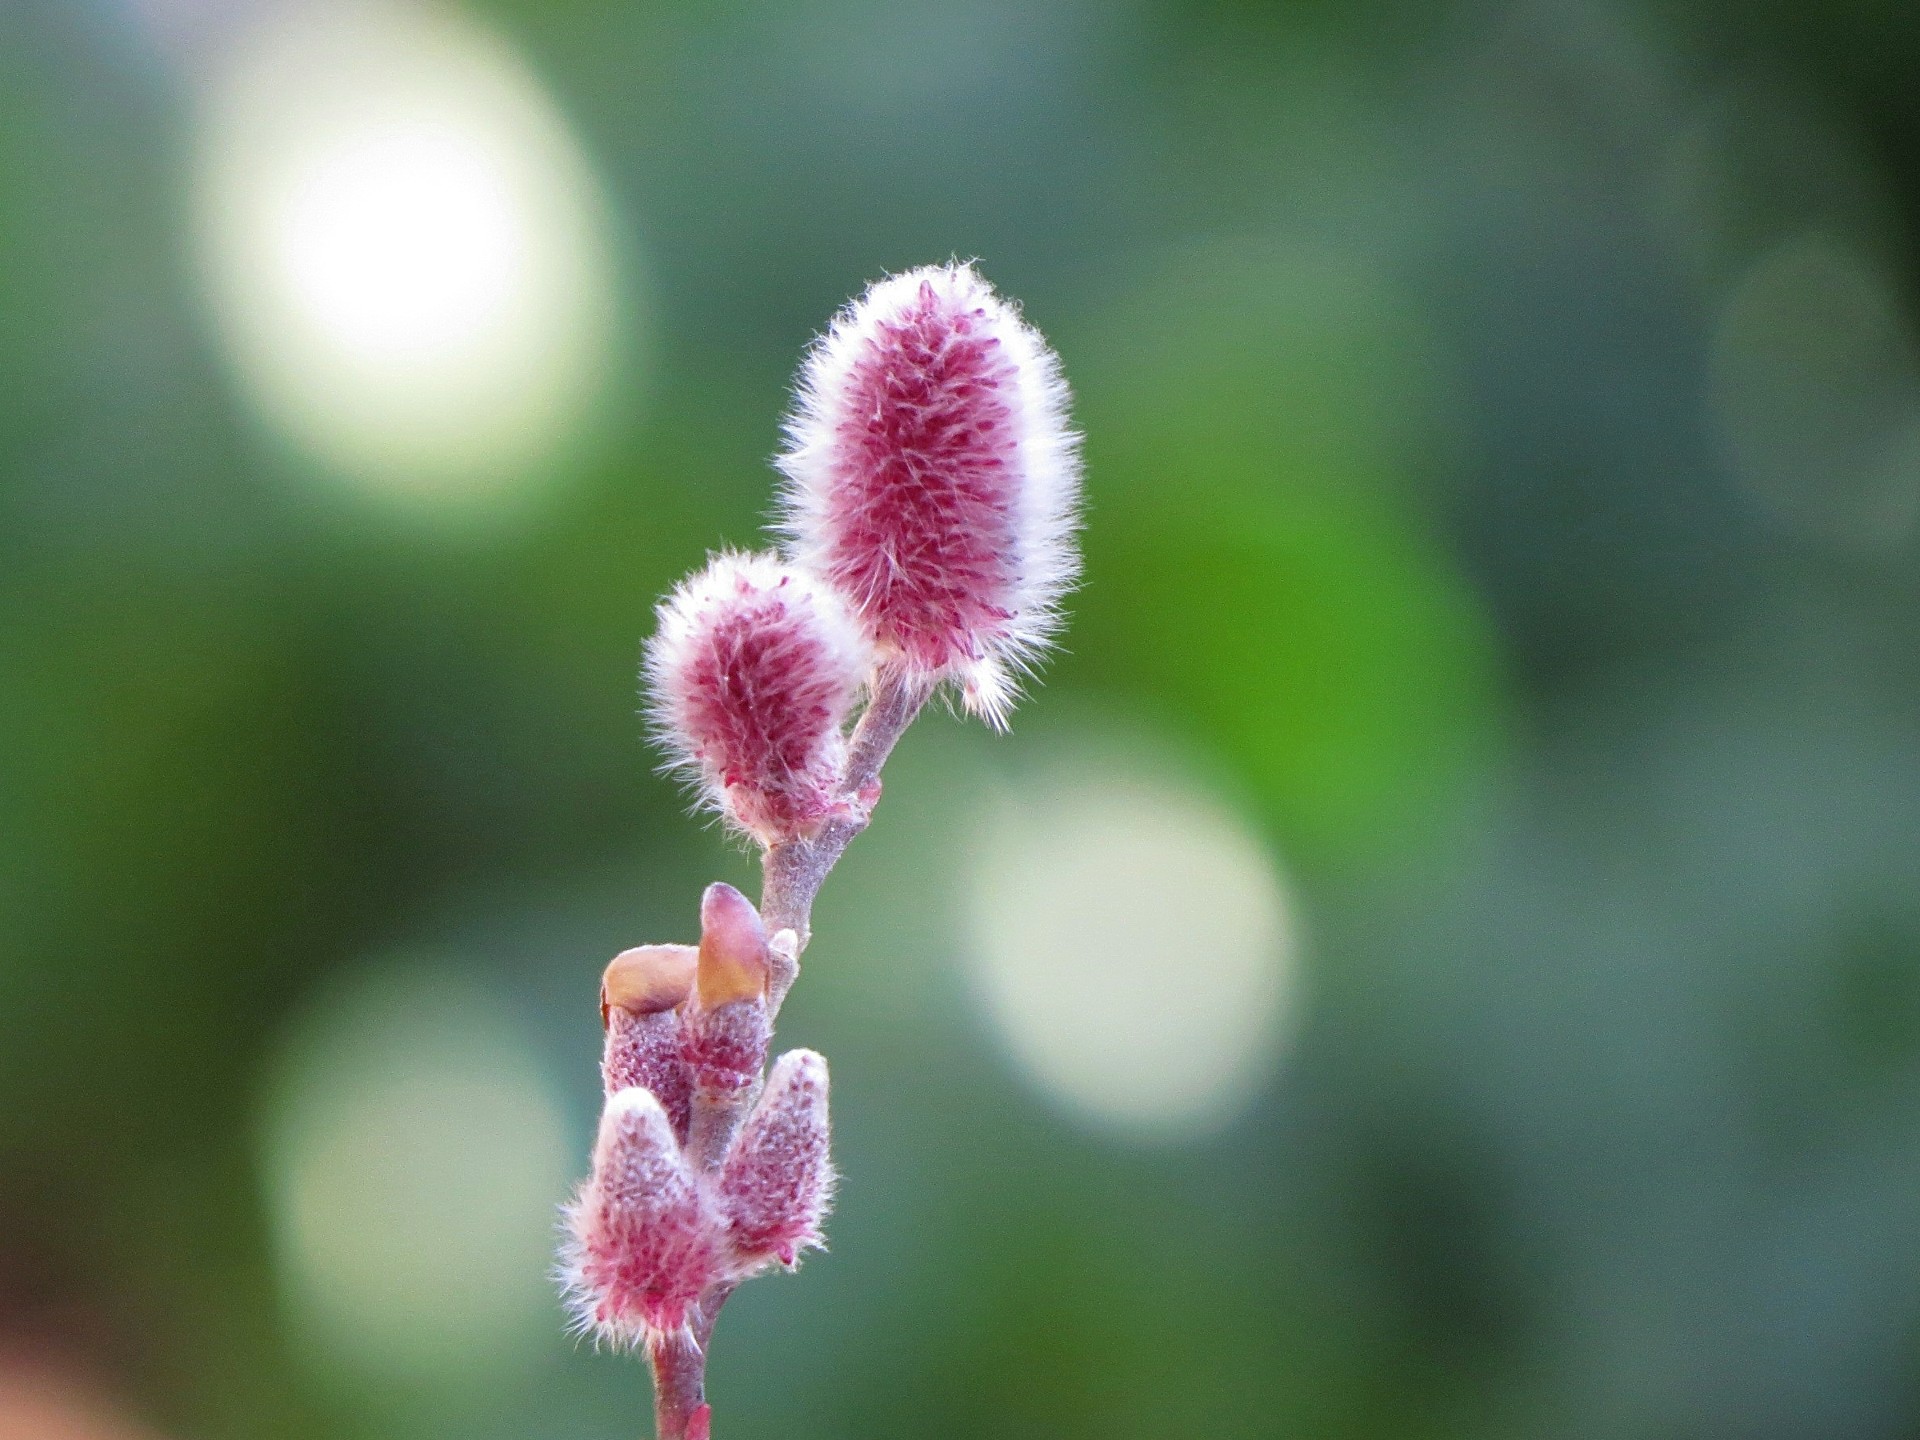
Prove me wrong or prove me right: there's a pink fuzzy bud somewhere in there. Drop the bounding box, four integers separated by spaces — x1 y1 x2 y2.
563 1088 723 1345
718 1049 833 1271
600 945 698 1143
601 943 697 1021
686 884 772 1099
694 883 769 1010
777 262 1081 726
602 1012 693 1144
646 551 870 843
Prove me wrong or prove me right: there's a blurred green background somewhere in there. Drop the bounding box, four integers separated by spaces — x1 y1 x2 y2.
6 0 1920 1436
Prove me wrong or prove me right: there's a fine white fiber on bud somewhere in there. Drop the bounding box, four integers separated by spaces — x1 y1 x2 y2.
561 1088 723 1347
645 551 871 843
776 261 1081 728
717 1048 833 1273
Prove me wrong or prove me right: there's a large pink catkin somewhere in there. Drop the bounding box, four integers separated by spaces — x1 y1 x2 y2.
718 1049 833 1271
563 1089 724 1346
777 262 1080 726
645 552 870 843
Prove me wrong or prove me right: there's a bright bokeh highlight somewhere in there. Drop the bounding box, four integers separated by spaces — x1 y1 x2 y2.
191 0 621 518
257 958 572 1387
964 748 1299 1138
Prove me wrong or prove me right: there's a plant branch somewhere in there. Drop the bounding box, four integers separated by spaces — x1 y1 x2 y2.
647 1279 735 1439
647 668 925 1437
759 665 928 1011
649 1328 708 1440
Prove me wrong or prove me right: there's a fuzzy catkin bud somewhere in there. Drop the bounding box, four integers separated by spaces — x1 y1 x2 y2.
563 1088 723 1345
601 945 698 1143
602 944 697 1022
776 262 1081 726
695 883 770 1010
645 552 870 843
718 1049 833 1271
686 884 772 1098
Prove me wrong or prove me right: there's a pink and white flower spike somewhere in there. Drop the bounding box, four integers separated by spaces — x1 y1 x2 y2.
776 261 1081 726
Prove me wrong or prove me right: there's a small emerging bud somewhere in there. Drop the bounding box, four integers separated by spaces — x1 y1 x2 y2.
601 944 698 1142
645 551 870 844
697 883 770 1008
602 944 698 1023
563 1089 723 1346
719 1049 833 1271
776 262 1081 726
686 886 773 1099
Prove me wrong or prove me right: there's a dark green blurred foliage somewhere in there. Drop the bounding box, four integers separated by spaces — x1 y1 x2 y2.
5 0 1920 1437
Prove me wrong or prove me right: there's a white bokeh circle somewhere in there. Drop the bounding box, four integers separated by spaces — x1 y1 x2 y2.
964 753 1300 1139
191 0 623 520
258 958 572 1386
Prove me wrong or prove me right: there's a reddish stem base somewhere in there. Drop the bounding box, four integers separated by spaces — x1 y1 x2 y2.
649 1330 706 1440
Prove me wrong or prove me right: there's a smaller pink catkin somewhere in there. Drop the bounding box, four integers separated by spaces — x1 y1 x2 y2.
563 1088 723 1346
776 262 1081 726
718 1049 833 1271
604 1008 694 1144
646 552 870 844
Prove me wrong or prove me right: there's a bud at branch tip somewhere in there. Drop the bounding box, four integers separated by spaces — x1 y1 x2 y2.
776 260 1081 727
697 883 770 1007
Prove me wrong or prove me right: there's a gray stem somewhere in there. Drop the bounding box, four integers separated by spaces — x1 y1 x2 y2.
760 665 928 1011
